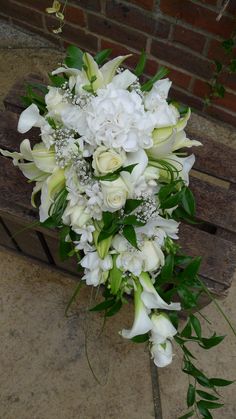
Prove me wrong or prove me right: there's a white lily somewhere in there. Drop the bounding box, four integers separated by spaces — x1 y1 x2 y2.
121 281 153 339
39 167 65 222
140 272 181 311
120 149 148 196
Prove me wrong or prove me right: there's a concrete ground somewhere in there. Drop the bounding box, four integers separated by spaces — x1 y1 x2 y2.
0 20 236 419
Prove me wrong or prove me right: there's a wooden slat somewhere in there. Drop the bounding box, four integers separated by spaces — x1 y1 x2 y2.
190 176 236 233
187 132 236 184
0 217 18 250
179 224 236 288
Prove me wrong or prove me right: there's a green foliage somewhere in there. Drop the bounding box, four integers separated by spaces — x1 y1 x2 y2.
141 66 169 92
132 333 149 343
64 45 83 69
49 73 67 87
134 50 147 77
94 48 112 65
21 84 47 113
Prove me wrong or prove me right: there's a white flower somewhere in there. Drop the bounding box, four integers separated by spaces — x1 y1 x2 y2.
160 154 195 186
79 87 155 152
39 168 65 222
139 240 165 272
116 251 143 277
62 202 91 229
151 340 173 367
150 313 177 344
45 87 64 111
74 225 95 243
92 146 126 176
101 177 128 212
140 272 181 311
121 281 153 339
80 251 113 286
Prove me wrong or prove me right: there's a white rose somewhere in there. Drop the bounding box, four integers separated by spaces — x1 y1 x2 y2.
45 87 64 111
140 240 165 272
62 203 91 229
92 146 126 176
101 177 128 212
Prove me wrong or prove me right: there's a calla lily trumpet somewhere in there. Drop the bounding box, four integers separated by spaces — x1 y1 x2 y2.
121 281 153 339
140 272 181 311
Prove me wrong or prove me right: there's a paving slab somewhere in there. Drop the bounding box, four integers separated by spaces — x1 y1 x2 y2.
0 248 156 419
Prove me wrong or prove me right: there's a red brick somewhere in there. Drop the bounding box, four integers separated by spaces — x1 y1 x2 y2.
227 1 236 15
64 5 85 26
45 17 98 52
160 0 235 38
69 0 101 11
129 0 155 10
0 0 43 28
100 39 138 67
222 72 236 91
172 25 206 53
151 39 212 79
12 18 62 47
214 91 236 113
145 60 191 89
208 39 236 64
106 1 170 37
14 0 49 12
193 79 211 98
87 13 147 50
206 106 236 127
171 86 204 111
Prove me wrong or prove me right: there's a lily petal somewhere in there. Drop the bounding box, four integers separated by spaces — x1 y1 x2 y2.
18 104 43 134
121 281 153 339
39 168 65 222
100 55 132 85
140 272 181 311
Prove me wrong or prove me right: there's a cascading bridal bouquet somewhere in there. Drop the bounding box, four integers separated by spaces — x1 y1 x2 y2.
1 46 234 418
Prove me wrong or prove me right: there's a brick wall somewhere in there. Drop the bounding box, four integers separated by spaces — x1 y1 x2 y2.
1 0 236 126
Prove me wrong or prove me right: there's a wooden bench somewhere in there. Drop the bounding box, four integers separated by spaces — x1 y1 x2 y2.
1 75 236 309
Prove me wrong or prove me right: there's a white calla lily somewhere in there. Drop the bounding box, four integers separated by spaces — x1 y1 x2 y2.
140 272 181 311
150 313 177 344
151 340 173 367
17 104 44 133
121 281 153 339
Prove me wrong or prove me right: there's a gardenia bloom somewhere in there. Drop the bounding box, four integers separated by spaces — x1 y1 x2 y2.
80 251 113 286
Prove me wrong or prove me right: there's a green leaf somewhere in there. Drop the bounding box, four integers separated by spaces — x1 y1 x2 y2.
197 400 224 410
95 172 119 181
65 281 83 316
94 48 112 65
196 375 213 388
229 58 236 73
196 390 219 401
132 333 150 343
178 411 194 419
59 240 73 261
221 38 234 54
123 224 138 249
209 378 235 387
29 82 48 95
179 257 202 282
122 215 145 226
90 298 115 312
182 345 196 360
64 45 83 69
49 73 67 87
102 211 115 227
187 384 195 407
190 314 202 338
141 66 169 92
160 253 174 281
181 319 192 338
124 199 143 214
121 163 138 173
197 402 213 419
214 60 223 73
200 334 225 349
181 187 196 216
134 50 147 77
177 285 198 309
105 299 122 317
40 216 57 228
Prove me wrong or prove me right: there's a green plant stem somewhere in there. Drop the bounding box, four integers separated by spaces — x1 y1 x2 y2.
198 277 236 338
